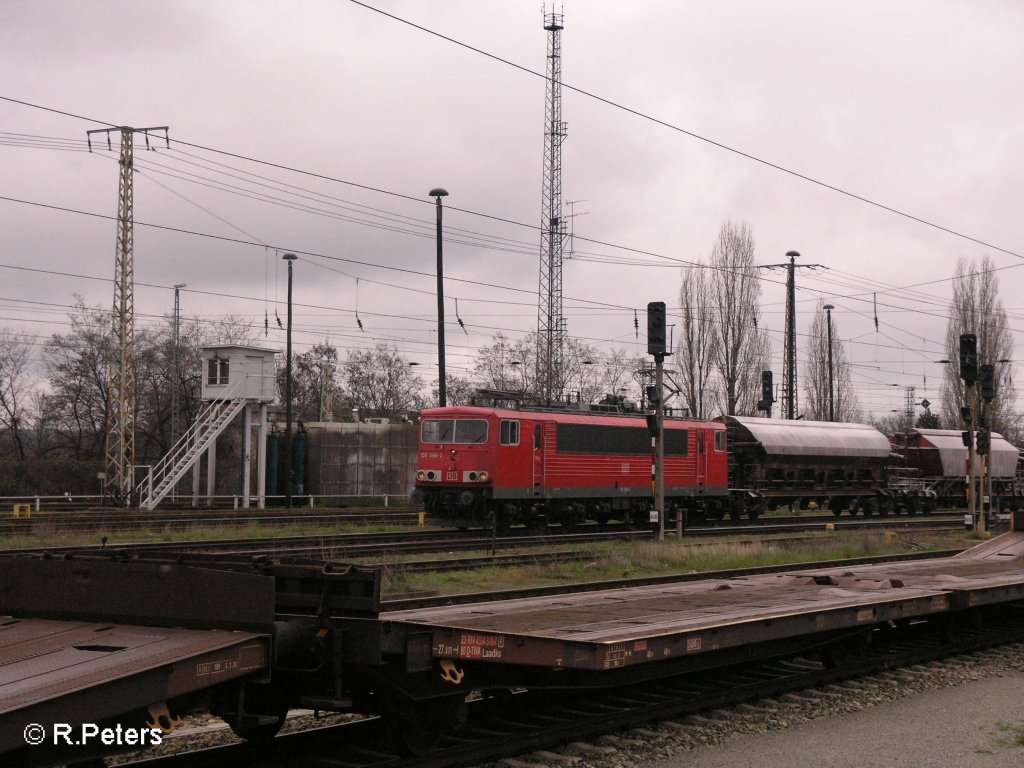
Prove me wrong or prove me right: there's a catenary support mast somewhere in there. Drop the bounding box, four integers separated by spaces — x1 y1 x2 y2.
536 8 568 402
87 126 169 505
759 250 821 419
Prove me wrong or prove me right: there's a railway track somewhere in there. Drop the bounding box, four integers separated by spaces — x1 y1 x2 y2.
0 527 652 560
0 516 966 561
0 506 421 536
0 506 970 539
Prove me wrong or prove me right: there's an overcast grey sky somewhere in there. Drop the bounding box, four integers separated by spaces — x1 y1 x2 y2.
1 0 1021 417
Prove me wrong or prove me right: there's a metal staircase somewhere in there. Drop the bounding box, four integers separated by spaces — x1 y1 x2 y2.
136 381 250 510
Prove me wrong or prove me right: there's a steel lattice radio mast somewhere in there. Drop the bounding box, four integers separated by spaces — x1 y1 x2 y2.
87 125 169 505
536 7 568 403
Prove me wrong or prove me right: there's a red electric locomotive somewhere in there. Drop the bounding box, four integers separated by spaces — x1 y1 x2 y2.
412 405 729 530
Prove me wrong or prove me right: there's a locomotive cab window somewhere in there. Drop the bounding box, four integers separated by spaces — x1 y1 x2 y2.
421 418 488 445
500 420 520 446
715 431 726 452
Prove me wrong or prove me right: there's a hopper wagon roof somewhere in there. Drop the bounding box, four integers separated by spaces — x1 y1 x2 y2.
721 415 891 458
908 428 1020 478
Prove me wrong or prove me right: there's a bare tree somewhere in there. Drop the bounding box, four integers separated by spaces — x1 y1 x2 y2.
802 302 862 422
343 344 426 420
473 332 537 395
0 329 36 461
42 299 113 461
708 221 771 415
277 342 344 422
941 256 1014 433
596 347 643 405
435 373 475 407
206 313 257 346
675 265 717 419
474 333 641 407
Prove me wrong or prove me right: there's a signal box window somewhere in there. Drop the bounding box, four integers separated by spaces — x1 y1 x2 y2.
715 430 726 452
500 420 520 446
207 358 229 386
422 419 488 444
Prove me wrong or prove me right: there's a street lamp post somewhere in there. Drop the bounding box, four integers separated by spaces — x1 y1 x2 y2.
283 253 297 508
171 283 186 447
823 304 835 422
579 360 594 403
510 360 524 393
171 283 186 502
430 188 449 407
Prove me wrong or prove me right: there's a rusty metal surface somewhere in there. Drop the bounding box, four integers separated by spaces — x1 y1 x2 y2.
0 615 268 755
0 556 276 633
382 533 1024 671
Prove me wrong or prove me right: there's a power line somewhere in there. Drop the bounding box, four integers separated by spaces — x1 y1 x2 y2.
344 2 1024 262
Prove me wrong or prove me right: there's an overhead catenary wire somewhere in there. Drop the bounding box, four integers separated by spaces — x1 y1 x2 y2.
0 94 1007 415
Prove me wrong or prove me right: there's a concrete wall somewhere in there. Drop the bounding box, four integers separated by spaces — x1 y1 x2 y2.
303 421 419 501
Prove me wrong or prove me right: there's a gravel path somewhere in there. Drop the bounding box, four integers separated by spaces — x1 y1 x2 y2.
651 670 1024 768
496 643 1024 768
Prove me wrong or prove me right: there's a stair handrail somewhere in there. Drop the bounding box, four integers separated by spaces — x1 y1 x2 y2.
136 375 249 501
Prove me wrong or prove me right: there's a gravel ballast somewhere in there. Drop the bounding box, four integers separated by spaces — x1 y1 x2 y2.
494 643 1024 768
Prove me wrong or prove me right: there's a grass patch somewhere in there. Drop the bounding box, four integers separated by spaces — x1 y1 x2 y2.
379 531 972 598
996 722 1024 748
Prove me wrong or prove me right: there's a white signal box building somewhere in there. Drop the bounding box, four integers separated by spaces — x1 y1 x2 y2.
200 345 278 402
138 345 279 511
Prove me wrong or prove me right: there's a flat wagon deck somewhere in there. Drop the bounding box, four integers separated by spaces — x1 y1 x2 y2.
379 533 1024 678
2 531 1023 765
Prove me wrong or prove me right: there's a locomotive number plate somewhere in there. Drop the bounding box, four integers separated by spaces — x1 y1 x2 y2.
446 471 458 481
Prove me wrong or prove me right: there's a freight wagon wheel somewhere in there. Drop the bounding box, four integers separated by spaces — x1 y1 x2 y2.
216 686 289 743
386 696 467 756
386 711 439 755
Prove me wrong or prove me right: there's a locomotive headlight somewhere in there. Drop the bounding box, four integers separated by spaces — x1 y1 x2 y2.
416 470 426 481
479 471 489 482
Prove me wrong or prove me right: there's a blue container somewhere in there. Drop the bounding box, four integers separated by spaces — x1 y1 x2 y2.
266 433 280 495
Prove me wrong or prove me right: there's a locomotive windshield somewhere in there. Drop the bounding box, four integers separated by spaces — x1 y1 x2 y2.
422 418 489 445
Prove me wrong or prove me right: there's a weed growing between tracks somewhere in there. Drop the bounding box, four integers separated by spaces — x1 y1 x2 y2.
379 532 974 598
